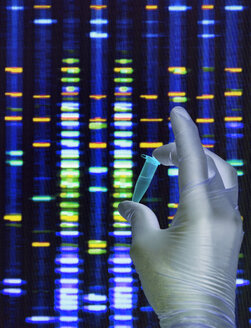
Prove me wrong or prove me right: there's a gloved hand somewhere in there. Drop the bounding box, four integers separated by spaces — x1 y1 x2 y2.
118 106 244 328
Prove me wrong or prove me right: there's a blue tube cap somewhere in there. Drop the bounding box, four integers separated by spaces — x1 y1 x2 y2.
132 154 160 203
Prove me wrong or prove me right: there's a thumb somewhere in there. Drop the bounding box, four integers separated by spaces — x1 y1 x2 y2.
118 201 160 240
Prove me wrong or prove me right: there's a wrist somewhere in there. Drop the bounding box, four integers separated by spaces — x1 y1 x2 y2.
158 308 236 328
152 271 237 328
156 286 236 328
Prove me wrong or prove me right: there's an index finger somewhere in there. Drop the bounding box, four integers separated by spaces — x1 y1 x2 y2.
170 106 208 193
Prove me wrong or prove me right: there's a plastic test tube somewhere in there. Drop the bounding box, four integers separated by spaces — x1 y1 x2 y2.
132 154 161 203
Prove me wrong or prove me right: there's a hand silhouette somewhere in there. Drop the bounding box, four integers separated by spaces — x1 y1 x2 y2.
118 106 244 327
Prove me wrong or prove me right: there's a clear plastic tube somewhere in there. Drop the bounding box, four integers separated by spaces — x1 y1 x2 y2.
132 154 160 203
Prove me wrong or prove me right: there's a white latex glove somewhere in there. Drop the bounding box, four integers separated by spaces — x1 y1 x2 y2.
118 106 244 328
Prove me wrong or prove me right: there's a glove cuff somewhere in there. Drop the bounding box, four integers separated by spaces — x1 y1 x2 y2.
158 307 236 328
